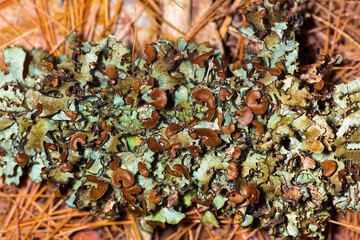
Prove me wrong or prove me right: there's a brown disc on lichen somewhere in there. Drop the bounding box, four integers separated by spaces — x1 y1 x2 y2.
275 62 286 71
65 111 76 121
116 89 122 96
69 133 87 151
127 203 145 216
165 123 183 139
217 71 226 81
143 77 154 87
348 167 358 173
15 153 29 166
141 199 147 215
106 65 117 79
60 151 67 162
232 147 241 160
146 220 165 229
219 88 231 101
252 120 264 136
193 128 221 147
232 59 242 70
89 62 96 70
222 122 235 134
101 120 112 132
85 159 93 169
188 146 203 157
142 110 159 129
65 87 74 96
45 143 57 151
320 160 338 177
191 197 215 210
204 109 215 121
138 162 149 177
0 147 7 156
236 106 253 126
149 189 162 204
173 54 184 61
100 132 109 142
60 162 73 172
147 138 163 153
125 97 134 105
42 61 53 70
173 164 190 178
192 50 215 67
110 168 134 188
167 143 182 158
226 163 238 180
191 88 215 109
258 9 266 19
132 79 142 93
269 67 282 76
123 184 142 203
253 62 265 72
226 190 244 204
108 154 120 170
245 90 268 115
87 175 109 200
242 183 260 204
144 44 156 65
217 113 223 127
159 138 170 149
187 118 199 127
166 164 180 177
233 132 241 141
33 103 42 116
314 80 325 90
149 88 167 109
338 169 347 184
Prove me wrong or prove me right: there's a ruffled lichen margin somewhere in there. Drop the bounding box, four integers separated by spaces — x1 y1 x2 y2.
0 0 359 238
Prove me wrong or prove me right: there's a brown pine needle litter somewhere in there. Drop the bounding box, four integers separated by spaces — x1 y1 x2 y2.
0 0 360 239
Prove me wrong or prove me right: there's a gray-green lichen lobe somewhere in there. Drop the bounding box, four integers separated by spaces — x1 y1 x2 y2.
0 0 360 238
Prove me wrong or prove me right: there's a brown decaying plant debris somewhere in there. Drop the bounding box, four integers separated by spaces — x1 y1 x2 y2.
0 0 360 239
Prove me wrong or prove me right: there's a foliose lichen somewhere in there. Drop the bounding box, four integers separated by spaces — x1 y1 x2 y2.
1 0 359 238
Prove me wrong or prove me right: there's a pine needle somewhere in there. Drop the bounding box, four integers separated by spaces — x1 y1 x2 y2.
0 14 33 48
311 14 360 50
329 219 360 233
186 0 230 40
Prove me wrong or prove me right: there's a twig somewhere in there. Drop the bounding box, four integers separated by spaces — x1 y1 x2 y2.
311 14 360 50
329 0 345 55
22 0 68 31
0 14 33 48
329 219 360 233
186 0 230 40
46 216 72 240
227 225 240 240
135 0 187 37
